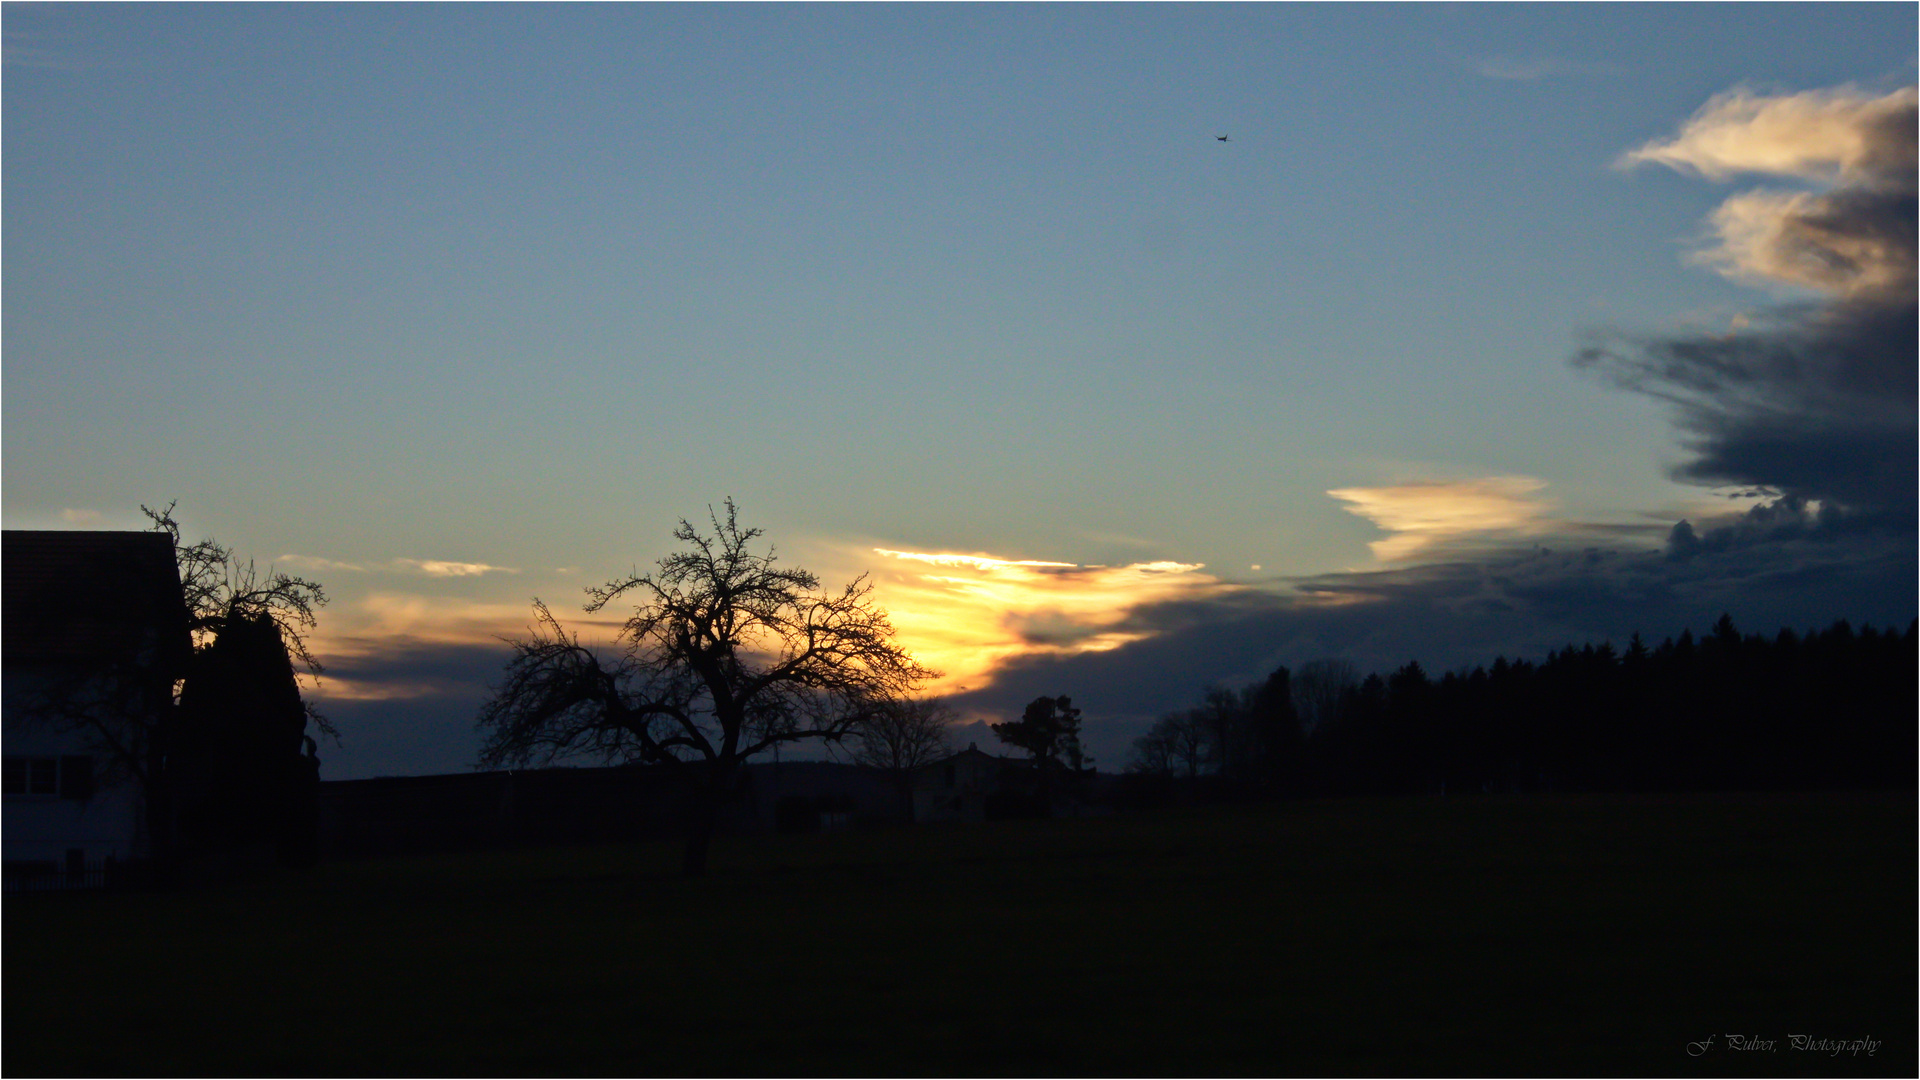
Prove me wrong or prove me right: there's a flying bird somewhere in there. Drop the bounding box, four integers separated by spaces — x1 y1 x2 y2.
1215 135 1230 141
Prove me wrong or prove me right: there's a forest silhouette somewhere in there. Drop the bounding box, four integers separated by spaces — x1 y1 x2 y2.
1124 614 1917 802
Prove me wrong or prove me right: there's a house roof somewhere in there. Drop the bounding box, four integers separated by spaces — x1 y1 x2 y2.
2 531 193 670
927 744 1023 768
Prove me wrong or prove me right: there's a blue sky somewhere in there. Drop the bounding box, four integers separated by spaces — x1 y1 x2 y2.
5 5 1914 778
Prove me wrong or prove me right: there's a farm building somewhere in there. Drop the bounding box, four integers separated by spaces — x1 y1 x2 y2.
3 531 193 888
913 744 1028 823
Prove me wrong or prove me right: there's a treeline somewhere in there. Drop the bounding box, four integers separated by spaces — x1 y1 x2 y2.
1125 615 1917 799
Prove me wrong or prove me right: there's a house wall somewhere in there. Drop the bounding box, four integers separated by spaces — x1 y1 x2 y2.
913 749 1011 823
2 673 145 866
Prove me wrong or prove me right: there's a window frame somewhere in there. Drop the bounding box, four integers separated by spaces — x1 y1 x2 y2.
2 755 94 799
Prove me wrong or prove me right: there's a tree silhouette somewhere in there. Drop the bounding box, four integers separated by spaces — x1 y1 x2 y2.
1132 707 1210 779
477 500 936 873
1127 721 1179 778
846 695 955 818
1291 658 1358 736
172 610 321 866
1280 614 1917 797
142 501 333 740
992 695 1086 771
992 695 1088 813
1127 671 1302 793
1242 666 1304 793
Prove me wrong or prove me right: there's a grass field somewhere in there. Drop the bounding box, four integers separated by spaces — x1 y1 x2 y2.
5 792 1913 1076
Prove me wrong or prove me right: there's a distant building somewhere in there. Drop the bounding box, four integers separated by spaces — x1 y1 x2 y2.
3 531 192 888
913 743 1026 823
913 742 1117 822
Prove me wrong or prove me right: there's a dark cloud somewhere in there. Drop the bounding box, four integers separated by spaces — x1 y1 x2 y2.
1577 296 1917 519
1581 85 1918 524
311 641 512 780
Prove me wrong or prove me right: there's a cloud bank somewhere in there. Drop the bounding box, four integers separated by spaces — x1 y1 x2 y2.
1584 83 1917 530
950 521 1915 770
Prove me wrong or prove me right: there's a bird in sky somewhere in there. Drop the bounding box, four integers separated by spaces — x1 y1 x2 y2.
1215 134 1230 141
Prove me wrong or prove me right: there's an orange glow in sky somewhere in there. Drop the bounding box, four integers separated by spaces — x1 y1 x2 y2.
865 548 1239 692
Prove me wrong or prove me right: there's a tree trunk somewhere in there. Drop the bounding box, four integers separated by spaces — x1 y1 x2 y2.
681 812 714 876
679 759 735 876
894 773 916 823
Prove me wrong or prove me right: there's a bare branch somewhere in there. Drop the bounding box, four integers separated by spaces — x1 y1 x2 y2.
474 500 939 872
144 501 333 738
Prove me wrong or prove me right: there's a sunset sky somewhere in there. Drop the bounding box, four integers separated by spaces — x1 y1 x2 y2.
6 5 1913 778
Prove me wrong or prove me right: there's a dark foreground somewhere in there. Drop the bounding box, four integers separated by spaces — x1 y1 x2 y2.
6 792 1913 1076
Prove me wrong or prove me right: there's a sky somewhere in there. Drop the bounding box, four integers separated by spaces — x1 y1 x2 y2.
5 4 1914 779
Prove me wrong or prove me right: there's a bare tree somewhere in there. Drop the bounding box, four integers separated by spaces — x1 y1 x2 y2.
845 696 954 818
848 696 954 773
142 502 333 739
476 500 937 873
1156 708 1212 779
1127 723 1177 777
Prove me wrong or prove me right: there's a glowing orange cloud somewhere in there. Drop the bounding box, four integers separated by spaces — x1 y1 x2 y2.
306 592 624 702
865 549 1238 692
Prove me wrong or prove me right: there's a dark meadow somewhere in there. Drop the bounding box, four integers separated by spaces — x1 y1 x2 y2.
4 791 1912 1075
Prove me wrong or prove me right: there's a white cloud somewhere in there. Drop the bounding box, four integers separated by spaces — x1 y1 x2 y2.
1621 84 1916 303
1474 55 1613 82
392 558 518 578
872 550 1078 572
277 554 369 574
1327 477 1558 562
277 554 519 577
311 592 621 657
1697 188 1914 298
1619 84 1916 183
